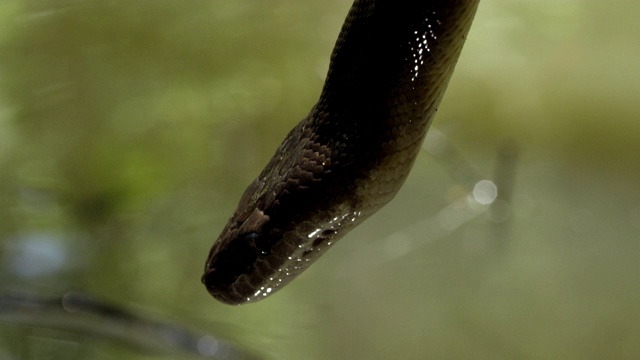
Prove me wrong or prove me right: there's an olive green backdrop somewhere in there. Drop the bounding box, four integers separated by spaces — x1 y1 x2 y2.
0 1 639 359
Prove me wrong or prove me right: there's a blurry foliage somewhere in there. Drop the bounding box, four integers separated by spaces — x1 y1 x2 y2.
0 0 345 231
0 0 639 359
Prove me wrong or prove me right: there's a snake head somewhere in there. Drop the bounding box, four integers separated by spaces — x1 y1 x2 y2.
202 231 270 304
202 202 275 304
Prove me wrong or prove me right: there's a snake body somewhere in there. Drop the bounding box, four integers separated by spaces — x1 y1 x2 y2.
203 0 480 305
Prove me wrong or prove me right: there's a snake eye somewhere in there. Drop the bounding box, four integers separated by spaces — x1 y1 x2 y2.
244 232 270 255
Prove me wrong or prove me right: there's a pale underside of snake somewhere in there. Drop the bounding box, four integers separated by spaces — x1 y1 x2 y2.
203 0 480 305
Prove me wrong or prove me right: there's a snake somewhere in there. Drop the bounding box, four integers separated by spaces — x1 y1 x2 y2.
203 0 480 305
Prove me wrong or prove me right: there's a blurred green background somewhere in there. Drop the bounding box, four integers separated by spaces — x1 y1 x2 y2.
1 0 639 359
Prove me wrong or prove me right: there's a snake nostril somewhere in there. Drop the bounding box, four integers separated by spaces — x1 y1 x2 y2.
321 229 335 236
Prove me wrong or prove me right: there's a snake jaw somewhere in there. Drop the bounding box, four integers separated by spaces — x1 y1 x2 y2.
202 229 274 305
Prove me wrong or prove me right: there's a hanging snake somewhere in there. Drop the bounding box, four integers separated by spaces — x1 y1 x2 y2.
203 0 480 305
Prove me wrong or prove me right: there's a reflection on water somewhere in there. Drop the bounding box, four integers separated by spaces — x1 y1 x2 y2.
0 291 258 359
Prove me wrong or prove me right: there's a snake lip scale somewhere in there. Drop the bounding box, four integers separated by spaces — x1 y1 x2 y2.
203 0 480 305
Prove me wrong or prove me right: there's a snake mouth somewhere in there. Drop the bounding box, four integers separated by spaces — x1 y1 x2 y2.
201 269 244 305
202 231 275 305
203 265 280 305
